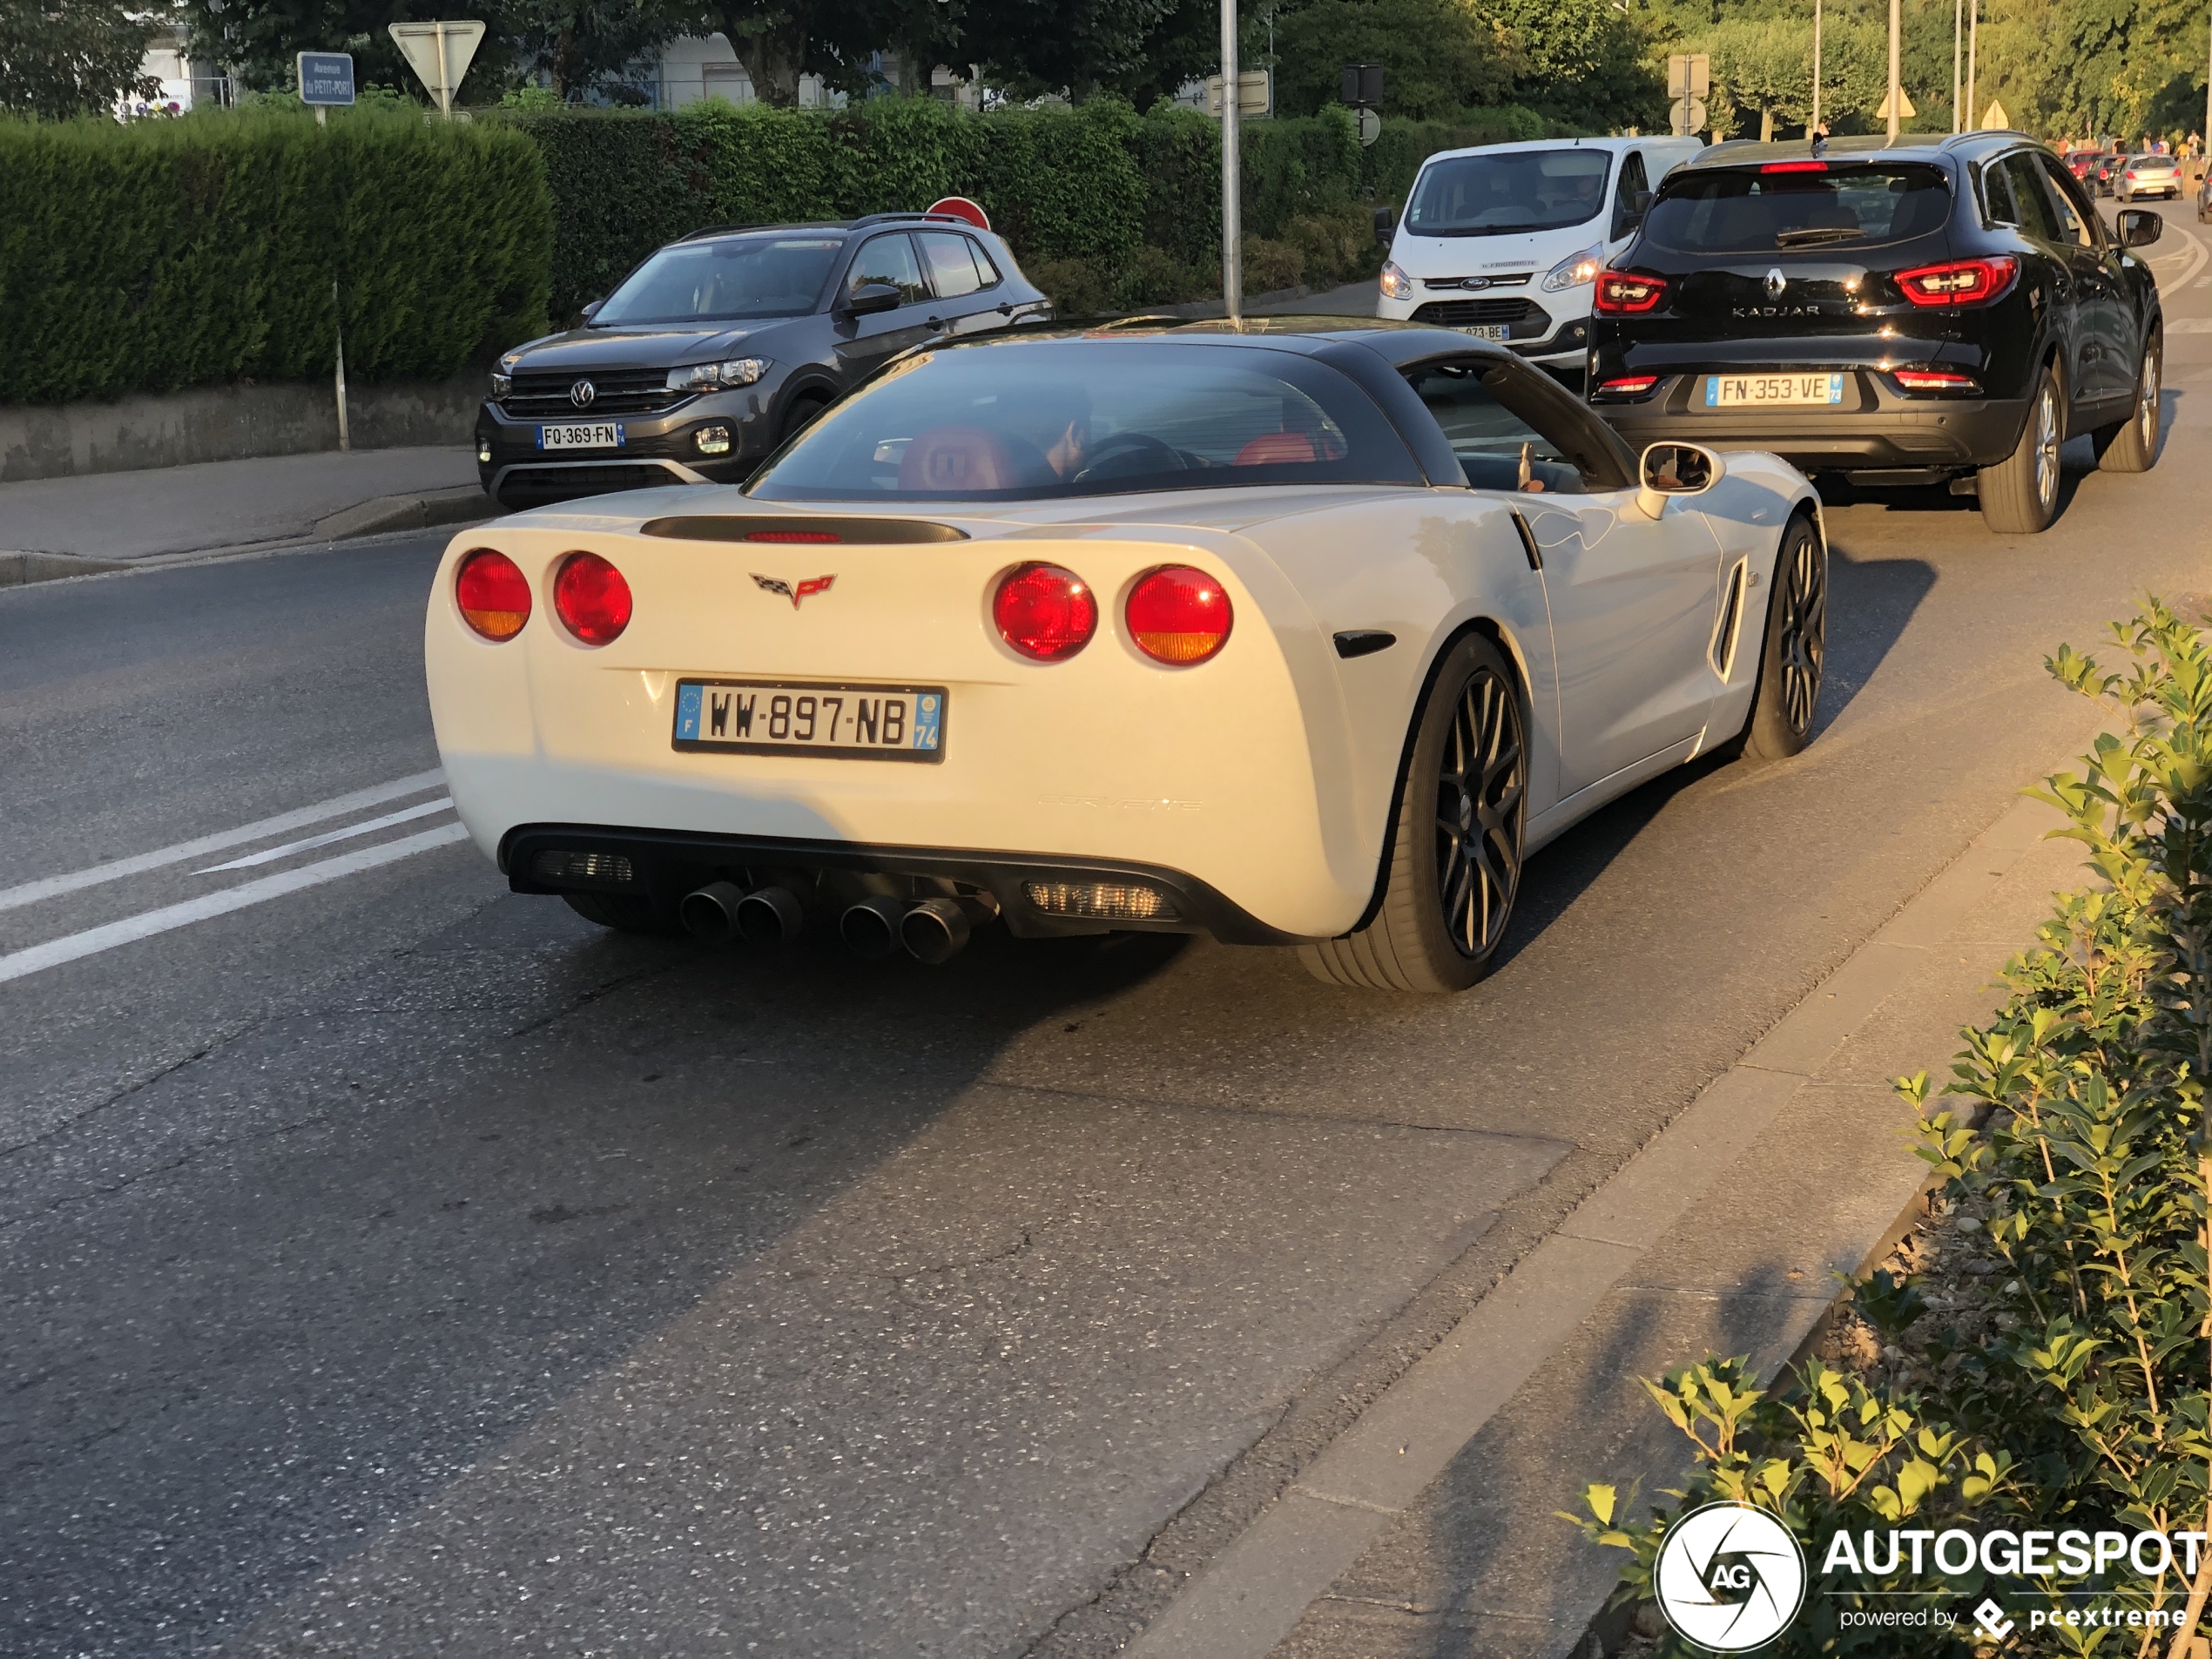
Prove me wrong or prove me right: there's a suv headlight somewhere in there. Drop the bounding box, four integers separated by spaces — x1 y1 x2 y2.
668 357 771 393
1542 245 1605 293
490 372 512 396
1379 260 1413 301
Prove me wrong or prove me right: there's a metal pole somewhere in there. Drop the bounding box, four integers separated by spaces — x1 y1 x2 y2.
1952 0 1962 133
433 18 451 117
1220 0 1240 324
333 279 350 453
2203 6 2209 165
1966 0 1978 130
1811 0 1823 135
1887 0 1902 141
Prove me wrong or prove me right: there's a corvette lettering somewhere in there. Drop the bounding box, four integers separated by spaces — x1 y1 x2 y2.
751 573 837 608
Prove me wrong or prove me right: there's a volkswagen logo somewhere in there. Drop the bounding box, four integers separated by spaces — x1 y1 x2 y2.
1458 276 1494 291
570 379 597 408
1764 267 1787 299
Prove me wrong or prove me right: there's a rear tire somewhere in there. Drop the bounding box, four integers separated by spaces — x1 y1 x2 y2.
563 891 683 935
1299 635 1527 993
1729 514 1828 765
2094 331 2161 473
1978 368 2063 534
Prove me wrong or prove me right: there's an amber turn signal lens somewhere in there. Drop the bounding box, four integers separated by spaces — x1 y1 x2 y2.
553 551 633 646
1126 565 1231 664
455 549 530 640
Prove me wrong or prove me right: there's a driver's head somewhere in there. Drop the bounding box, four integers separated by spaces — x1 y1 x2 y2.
991 383 1093 478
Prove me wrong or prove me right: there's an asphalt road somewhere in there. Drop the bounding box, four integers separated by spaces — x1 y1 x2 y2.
5 202 2210 1659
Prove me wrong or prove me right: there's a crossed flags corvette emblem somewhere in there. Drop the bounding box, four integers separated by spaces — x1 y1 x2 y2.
751 573 836 609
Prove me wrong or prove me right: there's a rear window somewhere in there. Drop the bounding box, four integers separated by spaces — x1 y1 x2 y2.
748 340 1422 502
1643 165 1952 253
1406 148 1613 237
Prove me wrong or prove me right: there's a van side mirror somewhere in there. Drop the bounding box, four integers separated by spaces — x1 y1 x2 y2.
1637 442 1723 519
579 299 604 322
840 280 902 317
1372 205 1397 246
2116 208 2163 247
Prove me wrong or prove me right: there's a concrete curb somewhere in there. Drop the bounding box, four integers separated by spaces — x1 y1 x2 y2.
0 485 496 590
1122 730 2103 1659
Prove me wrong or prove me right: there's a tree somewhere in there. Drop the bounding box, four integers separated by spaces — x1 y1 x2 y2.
1271 0 1516 119
1487 0 1662 129
961 0 1189 102
0 0 162 117
505 0 687 98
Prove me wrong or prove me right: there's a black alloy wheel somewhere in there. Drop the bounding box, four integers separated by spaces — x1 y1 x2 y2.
1434 664 1525 960
1299 633 1527 993
1729 514 1828 765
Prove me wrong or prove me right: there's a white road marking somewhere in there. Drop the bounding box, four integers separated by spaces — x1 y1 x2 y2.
196 797 455 873
0 823 469 986
0 770 445 915
2168 316 2212 332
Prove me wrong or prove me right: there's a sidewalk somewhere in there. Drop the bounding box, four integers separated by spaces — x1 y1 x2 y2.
0 446 491 585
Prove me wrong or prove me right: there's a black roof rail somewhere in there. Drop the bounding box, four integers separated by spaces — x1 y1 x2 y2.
846 211 985 230
677 219 852 241
1939 129 2036 150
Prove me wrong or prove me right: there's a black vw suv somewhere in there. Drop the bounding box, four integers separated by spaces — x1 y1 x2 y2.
1587 132 2164 532
477 213 1052 509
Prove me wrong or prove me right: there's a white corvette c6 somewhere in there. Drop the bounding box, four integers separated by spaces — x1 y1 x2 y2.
425 320 1825 993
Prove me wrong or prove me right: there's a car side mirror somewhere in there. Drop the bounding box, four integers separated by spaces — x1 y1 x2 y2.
1372 205 1397 246
840 281 903 317
2116 208 2163 248
579 299 604 322
1637 442 1723 519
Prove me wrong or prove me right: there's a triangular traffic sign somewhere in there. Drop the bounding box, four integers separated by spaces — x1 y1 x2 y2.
1876 86 1917 120
388 20 484 113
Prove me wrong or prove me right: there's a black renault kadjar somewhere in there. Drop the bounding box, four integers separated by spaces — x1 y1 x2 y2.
477 212 1053 509
1586 132 2164 532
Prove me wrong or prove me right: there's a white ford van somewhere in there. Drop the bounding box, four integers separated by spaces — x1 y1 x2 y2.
1374 137 1706 377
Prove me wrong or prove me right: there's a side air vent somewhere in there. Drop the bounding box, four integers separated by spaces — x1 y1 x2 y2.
1710 558 1749 680
637 516 970 544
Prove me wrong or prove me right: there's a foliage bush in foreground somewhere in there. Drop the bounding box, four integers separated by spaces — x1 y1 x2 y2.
1569 600 2212 1655
0 107 551 404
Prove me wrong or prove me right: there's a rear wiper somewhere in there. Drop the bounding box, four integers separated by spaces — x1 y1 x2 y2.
1772 227 1865 246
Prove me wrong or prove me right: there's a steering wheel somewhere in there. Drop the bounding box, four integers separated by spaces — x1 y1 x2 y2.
1074 432 1186 482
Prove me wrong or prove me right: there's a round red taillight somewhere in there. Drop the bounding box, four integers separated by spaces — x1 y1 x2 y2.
1126 565 1232 664
992 562 1096 662
552 551 632 646
455 549 530 641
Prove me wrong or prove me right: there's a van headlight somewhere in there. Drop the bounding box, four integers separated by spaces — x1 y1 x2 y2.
1542 245 1606 292
1379 260 1414 301
668 358 770 393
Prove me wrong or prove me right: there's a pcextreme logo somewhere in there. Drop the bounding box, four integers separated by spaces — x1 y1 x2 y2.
1655 1501 1808 1652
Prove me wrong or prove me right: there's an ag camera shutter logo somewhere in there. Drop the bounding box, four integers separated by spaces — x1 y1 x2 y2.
1654 1501 1806 1651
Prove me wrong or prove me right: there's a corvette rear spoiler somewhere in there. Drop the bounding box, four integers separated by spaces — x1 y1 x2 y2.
637 516 970 545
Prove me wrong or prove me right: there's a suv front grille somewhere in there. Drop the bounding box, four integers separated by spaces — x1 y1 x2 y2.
501 368 684 418
1410 298 1550 334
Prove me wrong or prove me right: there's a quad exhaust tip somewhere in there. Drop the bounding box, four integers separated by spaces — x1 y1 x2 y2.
679 880 747 943
736 885 805 948
900 898 971 964
839 896 907 959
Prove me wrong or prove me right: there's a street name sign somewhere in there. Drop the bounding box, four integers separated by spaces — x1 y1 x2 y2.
296 52 355 106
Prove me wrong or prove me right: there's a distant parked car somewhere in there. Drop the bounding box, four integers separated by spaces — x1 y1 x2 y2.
2116 153 2182 200
476 214 1054 509
2091 153 2129 197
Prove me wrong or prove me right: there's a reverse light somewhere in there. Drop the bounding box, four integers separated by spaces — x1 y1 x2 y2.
1379 259 1414 301
667 357 770 393
455 549 530 640
1126 566 1232 664
1596 374 1661 399
1024 880 1179 921
1541 243 1606 293
552 551 633 645
1892 368 1982 394
1893 256 2019 307
1593 269 1668 314
993 563 1096 662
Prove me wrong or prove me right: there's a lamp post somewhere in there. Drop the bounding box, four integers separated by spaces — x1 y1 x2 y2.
1952 0 1963 132
1887 0 1902 140
1966 0 1978 131
1811 0 1824 136
1220 0 1241 324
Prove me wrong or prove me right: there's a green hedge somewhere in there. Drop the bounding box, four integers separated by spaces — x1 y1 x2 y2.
0 108 550 405
501 98 1526 320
